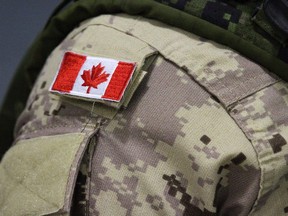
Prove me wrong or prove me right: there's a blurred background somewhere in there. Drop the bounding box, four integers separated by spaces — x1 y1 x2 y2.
0 1 60 106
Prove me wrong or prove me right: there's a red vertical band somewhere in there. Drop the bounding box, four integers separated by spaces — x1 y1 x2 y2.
102 62 136 101
51 52 86 92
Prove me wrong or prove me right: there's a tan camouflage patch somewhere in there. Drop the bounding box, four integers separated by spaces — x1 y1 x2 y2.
81 14 278 107
87 57 260 215
230 81 288 214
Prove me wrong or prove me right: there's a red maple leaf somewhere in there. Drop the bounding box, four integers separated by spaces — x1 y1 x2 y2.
81 63 110 94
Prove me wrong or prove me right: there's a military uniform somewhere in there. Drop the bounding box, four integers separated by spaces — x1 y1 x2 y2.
0 1 288 215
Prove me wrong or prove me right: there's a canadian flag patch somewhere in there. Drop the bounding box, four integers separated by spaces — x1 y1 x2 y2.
50 51 137 102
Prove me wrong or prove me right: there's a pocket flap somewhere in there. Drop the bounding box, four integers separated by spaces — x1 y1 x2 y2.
0 133 88 215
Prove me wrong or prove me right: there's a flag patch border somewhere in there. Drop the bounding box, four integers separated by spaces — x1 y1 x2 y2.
49 51 137 102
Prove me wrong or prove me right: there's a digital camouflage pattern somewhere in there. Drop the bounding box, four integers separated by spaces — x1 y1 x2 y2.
230 82 288 215
83 55 260 216
156 0 288 62
1 13 288 215
1 0 288 159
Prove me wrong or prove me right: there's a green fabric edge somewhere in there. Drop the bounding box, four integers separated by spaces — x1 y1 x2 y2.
1 0 287 158
253 7 287 45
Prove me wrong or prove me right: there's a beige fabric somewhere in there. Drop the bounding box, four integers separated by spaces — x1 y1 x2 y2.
51 24 157 111
2 13 288 216
230 81 288 215
86 55 260 216
78 14 278 107
0 133 86 215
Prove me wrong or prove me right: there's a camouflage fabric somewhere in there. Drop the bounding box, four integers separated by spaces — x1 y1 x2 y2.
156 0 288 62
1 0 288 159
1 13 288 215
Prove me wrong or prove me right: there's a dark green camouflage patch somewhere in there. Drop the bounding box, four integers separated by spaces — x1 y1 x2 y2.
155 0 286 63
